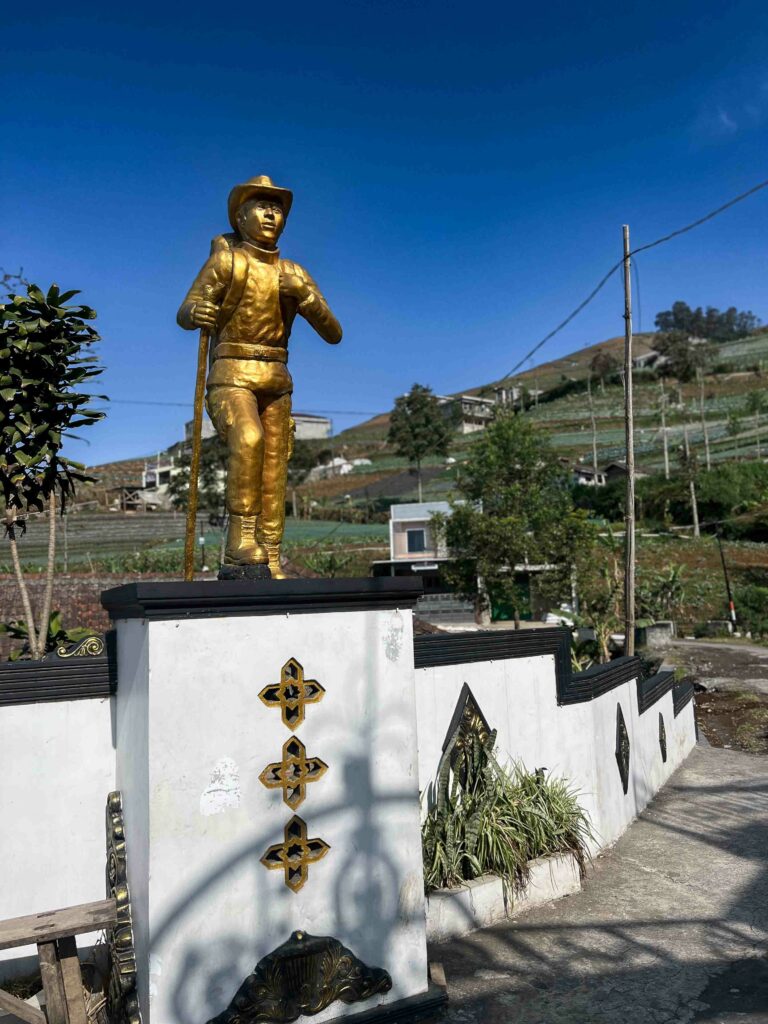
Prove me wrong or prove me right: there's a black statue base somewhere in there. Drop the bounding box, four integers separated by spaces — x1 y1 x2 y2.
217 563 272 581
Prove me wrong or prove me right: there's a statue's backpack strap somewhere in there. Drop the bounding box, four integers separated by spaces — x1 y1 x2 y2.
210 234 250 333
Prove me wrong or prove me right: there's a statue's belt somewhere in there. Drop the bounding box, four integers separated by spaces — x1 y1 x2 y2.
213 342 288 363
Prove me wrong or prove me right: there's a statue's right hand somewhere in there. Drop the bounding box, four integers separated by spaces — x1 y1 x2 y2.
191 300 220 329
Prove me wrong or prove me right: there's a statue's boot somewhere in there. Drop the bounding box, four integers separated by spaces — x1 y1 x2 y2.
266 542 290 579
223 514 268 566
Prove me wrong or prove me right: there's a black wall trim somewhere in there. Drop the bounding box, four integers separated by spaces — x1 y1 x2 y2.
3 617 663 713
414 628 644 707
636 670 676 714
673 678 695 716
102 578 423 621
569 656 643 704
0 642 116 707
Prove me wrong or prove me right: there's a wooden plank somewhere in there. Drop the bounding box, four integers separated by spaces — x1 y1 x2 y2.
56 937 88 1024
0 899 116 951
37 942 67 1024
0 987 47 1024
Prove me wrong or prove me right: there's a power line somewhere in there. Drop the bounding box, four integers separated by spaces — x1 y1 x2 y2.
93 398 380 415
495 174 768 385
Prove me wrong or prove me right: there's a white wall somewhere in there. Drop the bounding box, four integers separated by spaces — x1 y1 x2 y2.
113 606 429 1024
0 638 697 985
0 696 116 977
414 655 696 852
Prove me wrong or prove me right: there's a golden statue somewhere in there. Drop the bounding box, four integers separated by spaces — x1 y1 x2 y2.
178 176 342 579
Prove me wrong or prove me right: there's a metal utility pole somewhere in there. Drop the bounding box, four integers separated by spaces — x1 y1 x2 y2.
622 225 636 657
683 425 700 537
716 528 737 628
587 374 599 476
659 379 670 480
697 368 711 471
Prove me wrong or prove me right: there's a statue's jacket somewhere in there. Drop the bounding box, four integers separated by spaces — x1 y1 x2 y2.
178 234 341 397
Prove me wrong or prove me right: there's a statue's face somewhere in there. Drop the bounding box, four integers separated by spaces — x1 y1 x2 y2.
237 198 285 248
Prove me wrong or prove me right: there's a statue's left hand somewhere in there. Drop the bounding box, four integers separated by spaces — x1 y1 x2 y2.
279 272 311 303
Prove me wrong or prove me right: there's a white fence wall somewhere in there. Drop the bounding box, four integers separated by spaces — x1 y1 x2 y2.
414 651 696 852
0 625 697 979
0 696 116 976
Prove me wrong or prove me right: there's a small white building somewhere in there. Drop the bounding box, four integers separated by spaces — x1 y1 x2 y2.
436 394 496 434
572 465 606 487
305 457 373 481
293 412 332 439
388 501 451 563
185 411 331 442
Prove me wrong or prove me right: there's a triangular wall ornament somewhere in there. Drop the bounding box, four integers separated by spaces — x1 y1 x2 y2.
441 683 495 786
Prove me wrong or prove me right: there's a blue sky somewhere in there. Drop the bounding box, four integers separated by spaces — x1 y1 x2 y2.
3 0 766 465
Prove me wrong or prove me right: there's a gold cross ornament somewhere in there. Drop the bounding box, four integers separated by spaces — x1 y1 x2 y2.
259 737 328 810
259 658 325 731
260 815 330 893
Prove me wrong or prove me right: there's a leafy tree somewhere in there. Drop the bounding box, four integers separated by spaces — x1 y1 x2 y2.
727 410 744 458
655 301 761 341
745 390 765 458
387 383 453 501
655 331 715 382
166 434 228 515
436 411 595 623
566 527 624 663
589 350 619 392
1 283 104 659
636 564 686 622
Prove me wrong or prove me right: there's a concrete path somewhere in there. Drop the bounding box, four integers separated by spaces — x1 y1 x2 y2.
433 745 768 1023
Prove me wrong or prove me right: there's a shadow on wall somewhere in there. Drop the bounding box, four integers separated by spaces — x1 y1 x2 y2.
148 608 422 1024
155 762 413 1024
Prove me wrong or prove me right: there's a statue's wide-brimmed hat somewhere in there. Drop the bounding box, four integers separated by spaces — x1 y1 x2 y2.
228 175 293 229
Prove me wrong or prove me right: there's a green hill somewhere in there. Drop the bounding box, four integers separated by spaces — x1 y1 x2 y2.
324 329 768 502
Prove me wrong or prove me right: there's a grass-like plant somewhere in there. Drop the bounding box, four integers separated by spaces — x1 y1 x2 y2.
422 726 592 894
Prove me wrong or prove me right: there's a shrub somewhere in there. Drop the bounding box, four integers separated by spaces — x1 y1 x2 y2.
421 726 592 894
735 584 768 637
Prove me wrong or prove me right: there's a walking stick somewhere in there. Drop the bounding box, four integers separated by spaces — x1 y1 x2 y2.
184 327 210 581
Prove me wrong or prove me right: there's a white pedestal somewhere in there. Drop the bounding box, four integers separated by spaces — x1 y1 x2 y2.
103 580 436 1024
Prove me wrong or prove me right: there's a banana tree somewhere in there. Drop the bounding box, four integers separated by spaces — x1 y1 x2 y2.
1 283 105 659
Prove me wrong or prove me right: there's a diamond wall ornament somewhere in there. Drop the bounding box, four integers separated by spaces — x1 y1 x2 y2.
260 815 330 893
259 658 325 731
659 712 667 763
615 704 630 795
259 737 328 810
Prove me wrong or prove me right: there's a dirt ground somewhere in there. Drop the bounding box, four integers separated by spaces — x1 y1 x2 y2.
668 639 768 755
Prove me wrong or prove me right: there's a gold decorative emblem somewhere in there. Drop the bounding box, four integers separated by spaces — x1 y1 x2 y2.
206 930 391 1024
57 635 104 658
259 737 328 810
259 658 325 731
260 815 330 893
106 791 142 1024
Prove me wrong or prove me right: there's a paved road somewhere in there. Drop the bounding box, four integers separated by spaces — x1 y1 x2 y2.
433 745 768 1023
669 639 768 696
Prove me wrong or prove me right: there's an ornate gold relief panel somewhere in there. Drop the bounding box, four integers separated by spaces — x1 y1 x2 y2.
206 930 391 1024
105 791 142 1024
